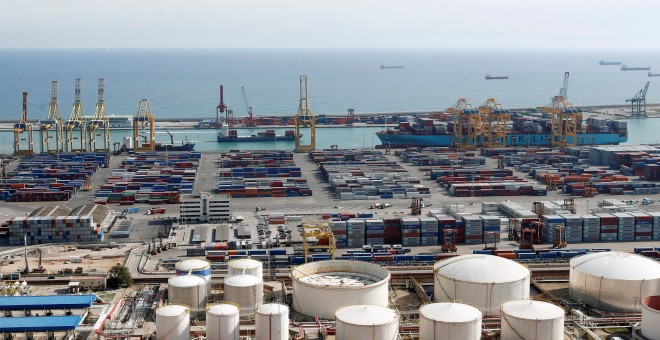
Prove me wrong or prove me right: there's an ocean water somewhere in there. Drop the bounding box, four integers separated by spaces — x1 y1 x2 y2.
0 48 659 149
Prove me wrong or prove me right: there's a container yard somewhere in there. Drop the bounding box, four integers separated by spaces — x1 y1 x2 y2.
216 151 311 198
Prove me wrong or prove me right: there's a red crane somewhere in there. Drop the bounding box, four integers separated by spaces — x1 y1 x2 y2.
216 85 232 128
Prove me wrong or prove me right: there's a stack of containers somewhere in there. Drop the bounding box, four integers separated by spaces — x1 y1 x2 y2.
401 217 421 246
331 221 348 247
560 214 583 243
648 212 660 240
365 219 385 245
463 216 483 244
582 215 601 242
480 216 500 234
540 215 564 243
612 212 635 241
595 213 618 242
9 216 103 245
630 212 653 241
383 219 402 245
346 219 366 247
435 214 459 243
419 217 439 245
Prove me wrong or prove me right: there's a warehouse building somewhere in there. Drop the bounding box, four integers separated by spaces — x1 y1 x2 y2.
179 193 231 223
7 204 113 245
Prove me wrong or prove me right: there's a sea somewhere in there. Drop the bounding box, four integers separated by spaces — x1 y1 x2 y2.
0 48 659 151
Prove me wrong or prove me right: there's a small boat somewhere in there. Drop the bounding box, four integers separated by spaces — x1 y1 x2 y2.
380 64 403 69
599 60 622 65
621 65 651 71
485 75 508 80
649 72 660 77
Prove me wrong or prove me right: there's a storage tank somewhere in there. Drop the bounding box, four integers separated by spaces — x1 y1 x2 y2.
500 300 564 340
570 251 660 311
224 274 264 316
206 303 240 340
419 303 482 340
642 296 660 340
255 303 289 340
228 258 263 278
335 305 399 340
176 259 212 282
290 260 390 319
168 275 207 315
156 304 190 340
433 255 530 316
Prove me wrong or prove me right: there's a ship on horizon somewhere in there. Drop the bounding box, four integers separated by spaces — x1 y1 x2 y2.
380 64 403 69
599 60 623 65
485 75 508 80
621 64 651 71
649 72 660 77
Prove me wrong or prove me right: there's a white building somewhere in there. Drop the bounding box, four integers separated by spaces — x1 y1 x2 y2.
179 193 230 223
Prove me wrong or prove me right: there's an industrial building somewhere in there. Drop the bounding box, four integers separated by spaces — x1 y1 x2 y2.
0 295 95 337
7 204 113 245
179 193 230 223
68 276 107 292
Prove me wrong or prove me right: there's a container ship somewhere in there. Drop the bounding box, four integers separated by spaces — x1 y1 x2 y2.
119 136 195 152
217 125 298 142
649 72 660 77
380 64 404 69
621 65 651 71
599 60 622 65
376 113 628 147
485 75 508 80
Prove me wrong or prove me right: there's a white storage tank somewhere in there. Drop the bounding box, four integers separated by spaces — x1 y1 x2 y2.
224 274 264 316
419 303 482 340
335 305 399 340
168 275 207 314
206 303 240 340
156 304 190 340
500 300 564 340
642 296 660 340
570 251 660 311
255 303 289 340
290 260 390 319
176 259 212 281
228 258 263 279
433 255 530 316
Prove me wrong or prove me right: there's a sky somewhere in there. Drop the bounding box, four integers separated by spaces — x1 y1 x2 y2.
1 0 659 49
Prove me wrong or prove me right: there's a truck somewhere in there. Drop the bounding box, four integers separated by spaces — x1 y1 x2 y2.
122 207 140 214
148 208 166 215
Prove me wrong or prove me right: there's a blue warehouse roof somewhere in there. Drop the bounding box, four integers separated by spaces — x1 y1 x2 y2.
0 295 95 311
0 316 82 332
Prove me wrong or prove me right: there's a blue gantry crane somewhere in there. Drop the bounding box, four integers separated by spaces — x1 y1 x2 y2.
627 81 650 118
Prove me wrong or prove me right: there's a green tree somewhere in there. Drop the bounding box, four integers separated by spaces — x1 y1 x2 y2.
107 263 133 289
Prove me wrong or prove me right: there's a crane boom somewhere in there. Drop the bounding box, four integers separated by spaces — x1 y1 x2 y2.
241 86 256 127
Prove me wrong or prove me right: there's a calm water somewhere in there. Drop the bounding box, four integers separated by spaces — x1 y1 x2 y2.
0 48 659 149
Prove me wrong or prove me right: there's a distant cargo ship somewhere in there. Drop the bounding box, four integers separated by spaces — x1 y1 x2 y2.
217 125 298 142
120 136 195 152
599 60 623 65
376 115 628 147
649 72 660 77
380 64 403 69
485 75 508 80
621 65 651 71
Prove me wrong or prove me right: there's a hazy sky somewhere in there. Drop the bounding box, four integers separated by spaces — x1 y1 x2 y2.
2 0 659 49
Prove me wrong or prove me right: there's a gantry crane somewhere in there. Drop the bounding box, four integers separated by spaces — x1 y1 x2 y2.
627 81 650 118
447 98 480 150
64 78 87 152
479 98 510 148
216 85 232 128
295 75 316 152
301 223 336 263
133 99 156 152
241 86 256 127
540 72 582 147
39 81 63 154
13 92 34 155
87 78 110 152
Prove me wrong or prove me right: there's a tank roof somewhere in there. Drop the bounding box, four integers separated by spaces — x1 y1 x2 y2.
225 274 262 287
229 258 262 268
298 272 380 287
157 304 189 316
257 303 289 315
570 251 660 280
176 259 211 271
434 255 529 283
168 275 206 287
291 260 390 288
420 303 482 323
335 305 397 326
502 300 564 320
208 303 239 316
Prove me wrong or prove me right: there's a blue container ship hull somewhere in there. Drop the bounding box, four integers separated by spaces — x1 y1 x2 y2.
376 132 627 147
